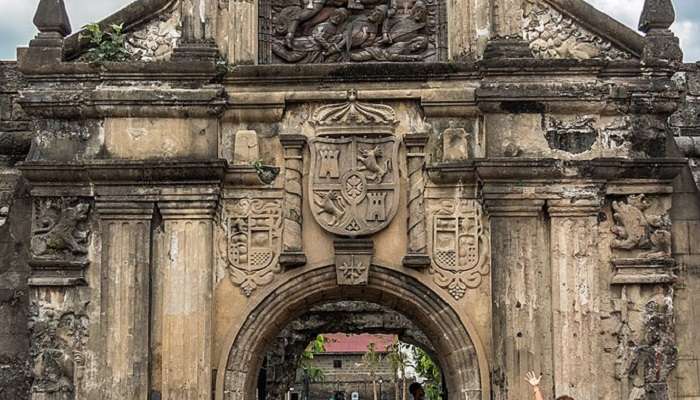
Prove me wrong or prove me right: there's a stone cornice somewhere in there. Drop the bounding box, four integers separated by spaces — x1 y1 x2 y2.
427 158 686 185
546 198 601 217
18 86 226 119
95 201 155 220
484 199 546 217
18 159 227 184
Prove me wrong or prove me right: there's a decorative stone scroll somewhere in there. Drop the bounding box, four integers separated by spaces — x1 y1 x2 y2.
309 91 400 237
218 198 283 296
522 0 633 60
29 297 89 397
260 0 445 63
430 199 490 300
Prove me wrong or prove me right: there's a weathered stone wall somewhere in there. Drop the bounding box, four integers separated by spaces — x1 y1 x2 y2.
668 63 700 399
0 61 32 400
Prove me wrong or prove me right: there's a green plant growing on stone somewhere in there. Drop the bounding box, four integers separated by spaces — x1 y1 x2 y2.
412 347 443 400
252 159 280 184
82 23 131 63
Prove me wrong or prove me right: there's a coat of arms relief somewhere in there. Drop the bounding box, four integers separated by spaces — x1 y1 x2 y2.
309 90 400 238
309 90 400 285
217 198 284 296
430 199 490 300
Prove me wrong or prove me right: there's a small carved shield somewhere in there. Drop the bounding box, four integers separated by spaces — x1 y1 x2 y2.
225 199 282 275
309 136 400 237
430 199 490 300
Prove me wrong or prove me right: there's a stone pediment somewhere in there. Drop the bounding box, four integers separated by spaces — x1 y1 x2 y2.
523 0 643 60
55 0 645 64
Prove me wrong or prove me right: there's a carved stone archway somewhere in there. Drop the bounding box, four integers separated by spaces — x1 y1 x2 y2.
216 264 490 400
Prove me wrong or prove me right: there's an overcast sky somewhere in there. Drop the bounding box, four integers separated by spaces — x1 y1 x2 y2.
0 0 698 61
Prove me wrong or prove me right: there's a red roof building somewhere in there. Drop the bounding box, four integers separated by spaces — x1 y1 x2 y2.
323 333 395 353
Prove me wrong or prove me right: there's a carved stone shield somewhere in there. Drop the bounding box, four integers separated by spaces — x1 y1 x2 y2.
309 136 399 237
431 199 490 300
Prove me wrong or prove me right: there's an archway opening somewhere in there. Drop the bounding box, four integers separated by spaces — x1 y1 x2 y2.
219 265 487 400
258 300 447 400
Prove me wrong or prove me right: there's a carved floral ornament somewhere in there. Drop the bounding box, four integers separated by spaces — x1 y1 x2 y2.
260 0 445 63
522 0 633 60
430 199 490 300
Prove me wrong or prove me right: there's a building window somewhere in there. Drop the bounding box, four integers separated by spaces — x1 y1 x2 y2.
333 359 343 369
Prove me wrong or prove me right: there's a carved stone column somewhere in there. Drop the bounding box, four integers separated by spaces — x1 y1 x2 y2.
96 201 155 400
157 200 216 400
486 199 553 400
279 134 307 268
547 199 601 400
229 0 257 64
402 134 430 268
175 0 218 60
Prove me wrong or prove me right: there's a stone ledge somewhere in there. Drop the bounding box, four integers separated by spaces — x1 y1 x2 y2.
611 257 677 285
427 158 687 184
18 159 228 184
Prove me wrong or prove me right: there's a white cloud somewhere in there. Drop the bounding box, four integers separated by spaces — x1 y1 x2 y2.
586 0 644 29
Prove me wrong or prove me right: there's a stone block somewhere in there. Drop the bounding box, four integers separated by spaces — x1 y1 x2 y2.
673 221 690 255
690 221 700 255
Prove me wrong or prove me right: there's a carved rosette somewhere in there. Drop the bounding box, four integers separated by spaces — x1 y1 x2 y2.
217 198 283 296
430 199 490 300
28 297 89 396
522 0 633 60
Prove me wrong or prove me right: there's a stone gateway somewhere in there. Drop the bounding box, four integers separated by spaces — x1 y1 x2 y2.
0 0 699 400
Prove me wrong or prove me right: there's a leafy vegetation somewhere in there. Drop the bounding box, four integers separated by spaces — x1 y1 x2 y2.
387 339 410 400
82 23 131 63
301 334 327 383
412 347 443 400
363 342 383 400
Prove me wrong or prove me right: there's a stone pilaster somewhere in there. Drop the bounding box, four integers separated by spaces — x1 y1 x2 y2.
486 199 553 400
402 134 430 268
547 199 602 400
229 0 257 64
95 201 154 400
279 134 307 268
174 0 219 61
157 200 216 400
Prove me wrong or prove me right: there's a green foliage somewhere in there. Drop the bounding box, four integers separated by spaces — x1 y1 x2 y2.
82 23 131 63
301 334 326 383
412 347 443 400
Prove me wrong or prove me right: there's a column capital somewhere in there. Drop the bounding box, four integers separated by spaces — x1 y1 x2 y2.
547 199 601 218
158 200 217 220
279 134 307 149
404 134 430 148
484 199 545 217
95 201 155 220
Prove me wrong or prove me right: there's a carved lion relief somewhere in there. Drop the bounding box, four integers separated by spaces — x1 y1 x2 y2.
259 0 446 63
430 199 490 300
218 198 283 296
611 194 671 259
31 198 91 262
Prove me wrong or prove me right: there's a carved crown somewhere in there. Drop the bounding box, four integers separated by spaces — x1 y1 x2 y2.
311 90 399 136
